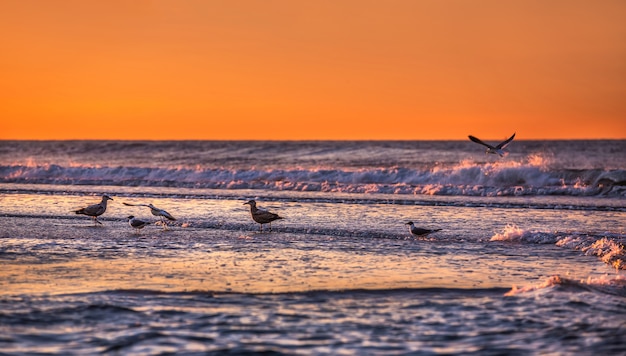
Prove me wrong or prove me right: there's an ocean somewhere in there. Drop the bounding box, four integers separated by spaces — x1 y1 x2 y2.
1 140 625 354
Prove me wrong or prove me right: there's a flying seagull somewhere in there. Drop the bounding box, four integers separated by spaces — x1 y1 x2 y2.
468 133 516 157
74 195 113 225
127 215 152 233
405 221 442 237
243 200 284 232
123 202 176 229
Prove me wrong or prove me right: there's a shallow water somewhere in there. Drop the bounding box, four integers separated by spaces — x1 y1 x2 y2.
1 140 625 354
3 286 626 355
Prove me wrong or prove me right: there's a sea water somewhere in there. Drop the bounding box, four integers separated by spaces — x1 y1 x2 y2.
0 140 625 354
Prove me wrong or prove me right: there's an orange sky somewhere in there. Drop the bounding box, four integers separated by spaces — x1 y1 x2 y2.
1 0 625 140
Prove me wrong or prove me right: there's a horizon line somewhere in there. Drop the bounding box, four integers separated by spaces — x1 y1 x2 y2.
1 137 625 142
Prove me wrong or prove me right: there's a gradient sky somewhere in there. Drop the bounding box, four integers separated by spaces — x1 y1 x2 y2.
1 0 625 140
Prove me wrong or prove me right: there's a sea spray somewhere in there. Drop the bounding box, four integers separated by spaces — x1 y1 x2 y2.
1 161 623 197
492 225 626 270
505 274 626 297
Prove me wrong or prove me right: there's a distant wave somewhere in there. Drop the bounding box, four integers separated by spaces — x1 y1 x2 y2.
1 160 625 197
491 224 626 270
80 287 513 298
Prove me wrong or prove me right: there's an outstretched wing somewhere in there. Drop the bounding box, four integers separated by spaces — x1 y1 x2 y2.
125 202 177 220
495 133 516 149
123 202 149 207
158 209 177 221
468 135 496 149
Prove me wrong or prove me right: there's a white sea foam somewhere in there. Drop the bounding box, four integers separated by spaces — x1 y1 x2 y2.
1 159 624 197
490 224 560 244
492 225 626 270
505 274 626 297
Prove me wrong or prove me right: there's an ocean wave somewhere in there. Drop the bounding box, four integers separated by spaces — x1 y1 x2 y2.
505 275 626 297
62 286 512 298
491 224 626 270
1 160 625 197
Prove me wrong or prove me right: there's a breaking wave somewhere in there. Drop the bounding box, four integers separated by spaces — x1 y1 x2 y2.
1 159 625 197
505 275 626 297
491 224 626 270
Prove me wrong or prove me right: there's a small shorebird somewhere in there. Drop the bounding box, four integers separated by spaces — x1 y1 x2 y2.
243 200 284 232
123 202 176 229
405 221 442 237
468 133 516 157
127 215 151 233
74 195 113 225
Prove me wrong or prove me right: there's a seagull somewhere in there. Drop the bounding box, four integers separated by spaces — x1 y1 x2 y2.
123 202 176 229
405 221 442 237
127 215 152 233
468 133 516 157
74 195 113 225
243 200 284 232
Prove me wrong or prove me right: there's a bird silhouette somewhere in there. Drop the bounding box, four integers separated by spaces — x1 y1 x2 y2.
74 195 113 225
243 200 284 232
405 221 442 237
468 133 516 157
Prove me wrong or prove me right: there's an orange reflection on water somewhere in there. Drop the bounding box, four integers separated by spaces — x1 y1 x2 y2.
1 247 487 296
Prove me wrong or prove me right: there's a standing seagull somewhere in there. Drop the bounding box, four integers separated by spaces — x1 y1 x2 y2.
74 195 113 225
405 221 442 237
243 200 284 232
127 215 152 233
468 133 516 157
123 202 176 229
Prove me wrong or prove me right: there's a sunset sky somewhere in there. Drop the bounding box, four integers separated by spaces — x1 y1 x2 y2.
1 0 625 140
